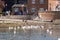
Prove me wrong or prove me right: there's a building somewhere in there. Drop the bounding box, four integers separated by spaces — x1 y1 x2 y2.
27 0 60 14
17 0 27 4
48 0 60 11
27 0 48 14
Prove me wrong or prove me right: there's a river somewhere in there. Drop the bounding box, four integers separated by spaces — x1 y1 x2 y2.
0 26 59 40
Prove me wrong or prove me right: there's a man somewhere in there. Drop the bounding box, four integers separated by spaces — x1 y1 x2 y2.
0 0 5 15
4 0 14 11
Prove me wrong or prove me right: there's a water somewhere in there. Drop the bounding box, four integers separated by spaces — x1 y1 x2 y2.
0 27 59 40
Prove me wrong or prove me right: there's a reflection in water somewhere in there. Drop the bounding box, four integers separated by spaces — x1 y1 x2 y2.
0 26 59 40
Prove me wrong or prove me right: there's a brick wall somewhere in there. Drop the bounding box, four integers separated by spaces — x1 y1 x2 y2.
38 11 54 21
38 11 60 21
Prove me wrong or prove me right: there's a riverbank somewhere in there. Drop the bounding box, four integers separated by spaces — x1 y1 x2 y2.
0 19 59 27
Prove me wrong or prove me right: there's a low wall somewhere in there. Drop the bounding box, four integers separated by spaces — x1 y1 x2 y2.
0 15 31 20
38 11 60 21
